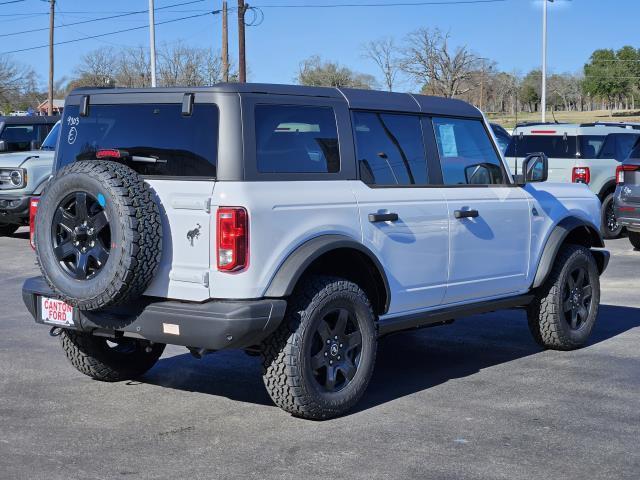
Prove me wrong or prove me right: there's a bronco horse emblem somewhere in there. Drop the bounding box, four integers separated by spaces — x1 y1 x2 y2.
187 223 201 246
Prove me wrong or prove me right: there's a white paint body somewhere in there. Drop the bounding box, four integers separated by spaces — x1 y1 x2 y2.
143 176 601 319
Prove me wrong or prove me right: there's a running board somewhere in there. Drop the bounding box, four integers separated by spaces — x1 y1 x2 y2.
378 294 534 336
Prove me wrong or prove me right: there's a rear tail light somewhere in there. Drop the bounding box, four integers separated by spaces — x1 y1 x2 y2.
216 207 248 271
29 197 39 250
616 164 638 184
572 167 590 184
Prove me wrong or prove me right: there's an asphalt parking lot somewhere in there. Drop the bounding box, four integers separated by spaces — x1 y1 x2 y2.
0 228 638 480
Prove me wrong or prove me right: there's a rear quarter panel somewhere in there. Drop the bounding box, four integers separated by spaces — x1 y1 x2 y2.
208 181 361 299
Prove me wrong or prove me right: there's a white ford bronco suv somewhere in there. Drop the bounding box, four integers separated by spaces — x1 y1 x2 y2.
23 84 609 419
505 122 640 239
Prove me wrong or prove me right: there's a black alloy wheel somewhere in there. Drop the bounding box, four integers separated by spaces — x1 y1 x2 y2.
52 191 111 280
562 265 594 331
309 307 363 392
602 194 623 239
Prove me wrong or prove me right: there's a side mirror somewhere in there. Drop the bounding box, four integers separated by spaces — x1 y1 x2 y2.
0 140 6 152
517 153 548 185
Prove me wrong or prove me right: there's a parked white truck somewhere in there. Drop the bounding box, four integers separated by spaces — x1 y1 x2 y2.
505 122 640 238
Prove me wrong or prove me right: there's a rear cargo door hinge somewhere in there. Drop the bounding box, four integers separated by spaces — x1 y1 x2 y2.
205 197 212 214
203 272 210 288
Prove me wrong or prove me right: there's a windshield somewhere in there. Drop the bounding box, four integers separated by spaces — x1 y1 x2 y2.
0 124 38 152
506 134 578 159
57 103 218 177
41 122 60 150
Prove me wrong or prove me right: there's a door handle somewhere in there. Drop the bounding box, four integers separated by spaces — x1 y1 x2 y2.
454 209 479 219
368 212 399 223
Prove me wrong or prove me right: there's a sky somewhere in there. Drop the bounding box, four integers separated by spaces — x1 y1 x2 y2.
1 0 639 90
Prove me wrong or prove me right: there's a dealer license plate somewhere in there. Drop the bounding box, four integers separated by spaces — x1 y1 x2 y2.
40 297 75 326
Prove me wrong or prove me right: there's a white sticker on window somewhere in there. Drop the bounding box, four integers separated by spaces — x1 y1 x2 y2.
438 124 458 157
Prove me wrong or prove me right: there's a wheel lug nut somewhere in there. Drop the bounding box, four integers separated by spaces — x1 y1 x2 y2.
339 344 343 348
324 352 328 357
327 340 331 344
334 335 338 340
337 356 341 360
329 360 333 365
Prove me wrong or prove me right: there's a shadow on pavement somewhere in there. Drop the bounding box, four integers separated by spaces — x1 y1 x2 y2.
140 304 640 413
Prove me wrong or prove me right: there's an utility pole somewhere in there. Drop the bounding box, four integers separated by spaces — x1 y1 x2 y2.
47 0 54 116
237 0 247 83
541 0 553 122
222 1 229 82
149 0 157 87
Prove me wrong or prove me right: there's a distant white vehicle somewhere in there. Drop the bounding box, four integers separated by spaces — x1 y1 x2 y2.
9 111 29 117
505 122 640 238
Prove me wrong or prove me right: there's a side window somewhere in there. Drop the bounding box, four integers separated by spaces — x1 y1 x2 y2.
255 105 340 173
596 135 616 159
432 117 505 185
615 134 640 161
352 111 428 185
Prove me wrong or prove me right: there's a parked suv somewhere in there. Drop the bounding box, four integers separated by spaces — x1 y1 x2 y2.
505 122 640 239
0 116 58 153
22 84 609 419
615 138 640 249
0 121 60 236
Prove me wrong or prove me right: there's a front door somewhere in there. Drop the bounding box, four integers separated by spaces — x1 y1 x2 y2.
431 116 531 305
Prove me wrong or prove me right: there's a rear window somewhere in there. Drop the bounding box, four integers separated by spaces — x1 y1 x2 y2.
506 134 577 159
255 105 340 174
56 104 218 177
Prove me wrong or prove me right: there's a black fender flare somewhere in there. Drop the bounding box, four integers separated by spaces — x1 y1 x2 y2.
532 216 607 289
264 234 391 313
598 179 617 200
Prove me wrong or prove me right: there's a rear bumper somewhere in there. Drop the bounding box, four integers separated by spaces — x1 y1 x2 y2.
0 194 31 225
22 276 287 351
615 188 640 232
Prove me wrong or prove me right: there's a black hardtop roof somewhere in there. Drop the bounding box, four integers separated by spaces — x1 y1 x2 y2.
0 115 59 125
67 83 482 118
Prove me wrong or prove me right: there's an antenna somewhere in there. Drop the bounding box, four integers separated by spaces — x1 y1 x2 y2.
551 106 559 124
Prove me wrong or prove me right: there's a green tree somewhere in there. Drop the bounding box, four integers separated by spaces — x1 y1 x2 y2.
520 70 541 112
297 55 375 89
583 48 631 110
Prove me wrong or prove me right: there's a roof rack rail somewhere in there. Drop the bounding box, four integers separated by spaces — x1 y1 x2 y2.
515 121 566 128
579 122 640 130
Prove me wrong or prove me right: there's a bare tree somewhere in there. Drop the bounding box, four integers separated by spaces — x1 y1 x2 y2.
401 28 479 98
157 43 225 87
73 48 118 87
297 55 375 89
116 47 151 88
0 56 36 107
362 37 401 92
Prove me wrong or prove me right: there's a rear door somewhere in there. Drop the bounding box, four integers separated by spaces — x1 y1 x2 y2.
56 100 219 301
432 117 531 304
350 111 449 314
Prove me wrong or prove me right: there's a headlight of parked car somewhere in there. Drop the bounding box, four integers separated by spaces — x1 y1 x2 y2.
0 168 27 189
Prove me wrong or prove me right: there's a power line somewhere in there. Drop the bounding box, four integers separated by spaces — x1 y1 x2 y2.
0 0 25 5
0 11 218 55
253 0 506 7
0 0 206 38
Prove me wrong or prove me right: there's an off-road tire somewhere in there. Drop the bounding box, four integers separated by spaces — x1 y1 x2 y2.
35 160 162 310
527 245 600 350
629 231 640 250
601 193 623 239
0 222 19 236
60 329 165 381
261 275 377 420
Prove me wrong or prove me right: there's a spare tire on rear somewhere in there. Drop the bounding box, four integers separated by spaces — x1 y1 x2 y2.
35 160 162 311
